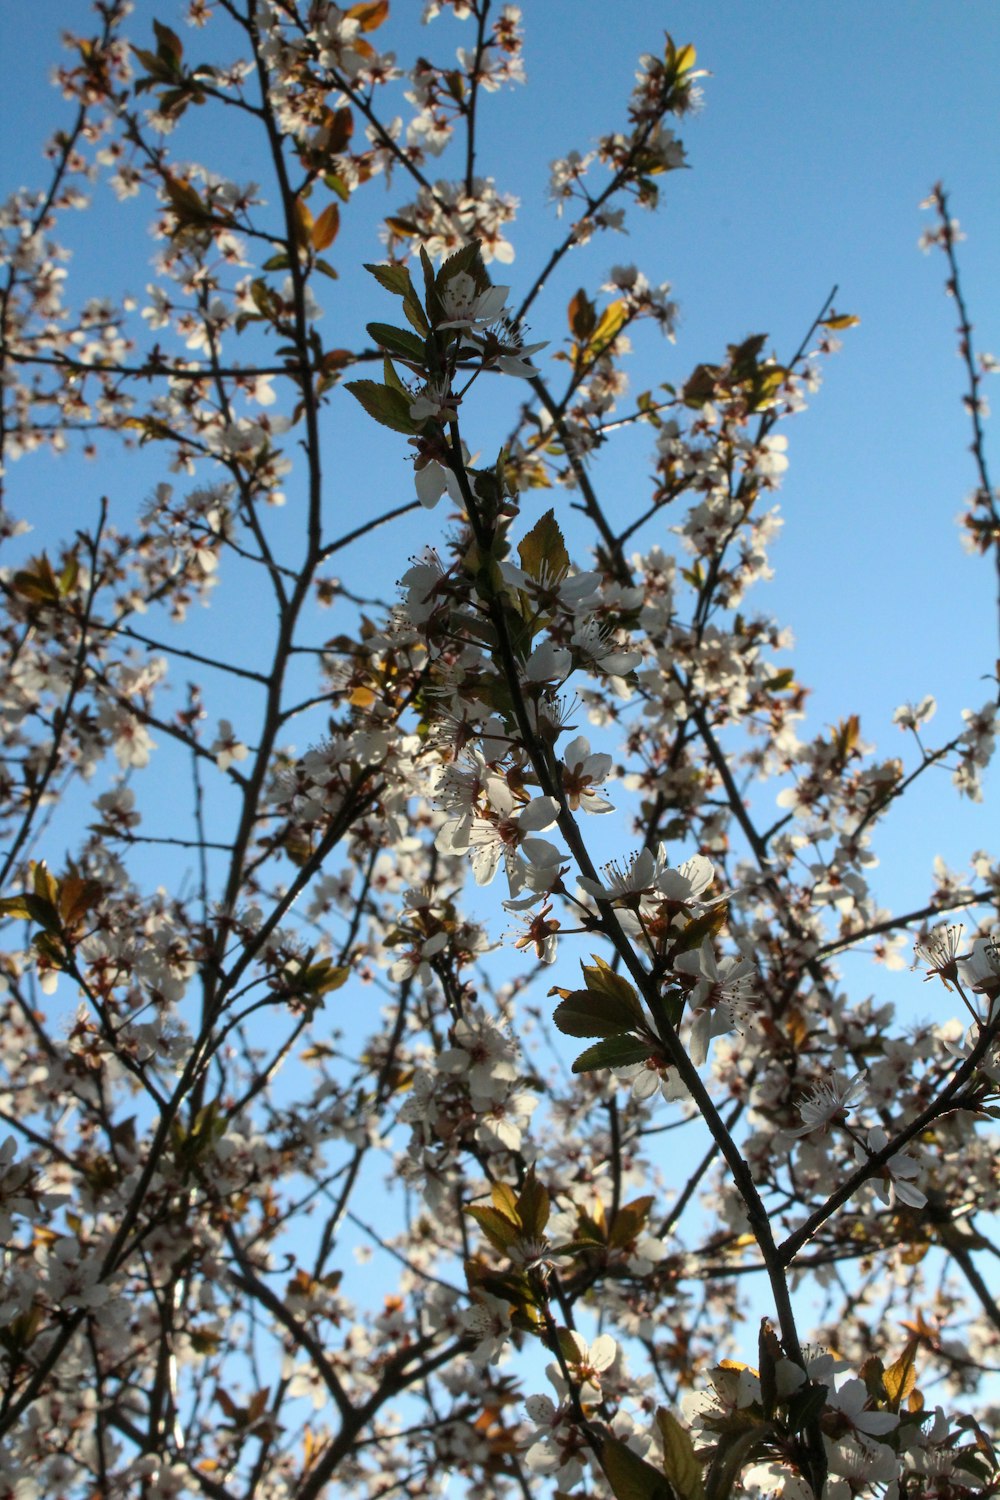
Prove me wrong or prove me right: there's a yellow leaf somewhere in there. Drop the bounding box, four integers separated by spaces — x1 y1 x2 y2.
311 202 340 252
883 1337 919 1410
348 0 389 31
588 299 628 356
490 1181 519 1222
295 197 314 246
32 862 59 906
164 177 212 236
303 1424 320 1470
822 312 860 330
301 1043 336 1062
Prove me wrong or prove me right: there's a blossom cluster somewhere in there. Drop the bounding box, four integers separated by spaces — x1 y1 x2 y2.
0 6 997 1500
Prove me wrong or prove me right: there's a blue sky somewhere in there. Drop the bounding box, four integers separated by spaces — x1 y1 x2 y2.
2 0 998 960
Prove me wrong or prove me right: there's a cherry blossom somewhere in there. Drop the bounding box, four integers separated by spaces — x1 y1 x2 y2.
853 1126 927 1209
787 1069 868 1137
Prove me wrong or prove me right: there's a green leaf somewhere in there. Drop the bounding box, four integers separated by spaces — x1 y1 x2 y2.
419 246 437 311
757 1321 782 1421
554 1326 582 1364
490 1180 519 1221
153 19 183 64
344 380 419 435
0 896 37 922
704 1428 772 1500
516 1169 549 1238
13 554 61 604
466 1204 521 1255
367 322 426 363
436 239 489 294
554 989 643 1039
300 961 349 997
402 292 430 337
131 46 168 82
572 1035 653 1075
784 1380 827 1436
382 356 408 396
656 1409 705 1500
324 172 350 201
601 1434 674 1500
517 508 569 583
582 955 644 1010
608 1196 655 1250
365 261 412 297
164 175 210 227
648 986 685 1034
667 904 727 960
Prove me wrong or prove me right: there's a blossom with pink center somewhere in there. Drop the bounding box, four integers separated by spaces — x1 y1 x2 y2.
787 1070 866 1137
560 735 613 814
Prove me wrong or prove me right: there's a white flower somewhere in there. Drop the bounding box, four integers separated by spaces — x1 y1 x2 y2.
524 638 573 684
960 932 1000 1006
892 695 936 731
674 943 758 1065
827 1377 899 1437
488 332 547 378
459 782 562 895
436 272 509 330
210 719 249 771
499 558 602 611
414 455 464 509
510 900 560 963
462 1292 512 1364
656 852 718 907
673 942 752 1005
618 1054 687 1103
912 923 965 989
787 1070 866 1137
100 707 156 769
743 1462 815 1500
560 735 613 814
409 377 457 424
570 617 641 675
286 1361 331 1410
388 929 449 987
438 1015 519 1101
474 1088 537 1151
549 1330 617 1405
399 548 448 626
854 1126 927 1209
578 846 659 904
523 1394 585 1488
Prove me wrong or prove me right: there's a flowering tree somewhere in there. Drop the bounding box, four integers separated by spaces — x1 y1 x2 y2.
1 4 999 1498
